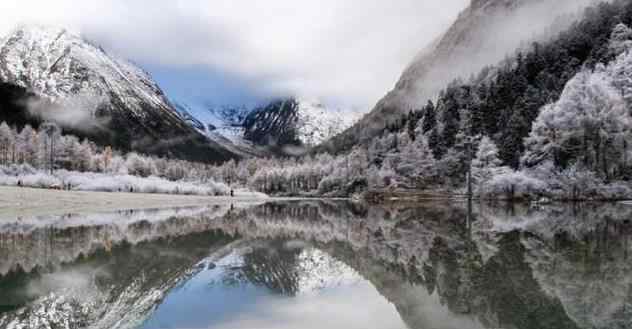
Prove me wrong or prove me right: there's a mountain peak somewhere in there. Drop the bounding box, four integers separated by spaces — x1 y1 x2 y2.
469 0 520 10
0 23 168 108
0 23 239 162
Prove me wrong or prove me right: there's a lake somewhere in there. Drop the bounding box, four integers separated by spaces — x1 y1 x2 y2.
1 200 631 329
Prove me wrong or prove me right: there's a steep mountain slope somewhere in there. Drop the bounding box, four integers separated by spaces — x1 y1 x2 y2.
243 98 360 148
243 99 303 148
319 0 602 154
0 25 237 163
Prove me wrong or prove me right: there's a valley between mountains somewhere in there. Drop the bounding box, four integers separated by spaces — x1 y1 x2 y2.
1 0 631 202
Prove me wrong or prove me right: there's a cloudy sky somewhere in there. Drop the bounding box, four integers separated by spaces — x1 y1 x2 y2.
0 0 469 109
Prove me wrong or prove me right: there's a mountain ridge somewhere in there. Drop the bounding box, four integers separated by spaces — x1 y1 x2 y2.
175 98 361 155
0 24 239 163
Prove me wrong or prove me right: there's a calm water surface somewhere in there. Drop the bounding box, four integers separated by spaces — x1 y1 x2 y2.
0 201 631 329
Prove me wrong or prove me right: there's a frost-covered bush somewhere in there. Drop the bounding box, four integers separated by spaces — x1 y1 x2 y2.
233 188 269 199
56 170 229 196
553 164 603 200
20 173 63 188
0 166 63 188
318 176 344 195
0 163 37 176
0 166 233 196
481 171 547 200
595 182 632 200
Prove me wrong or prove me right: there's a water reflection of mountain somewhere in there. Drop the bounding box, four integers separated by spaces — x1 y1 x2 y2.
1 201 631 329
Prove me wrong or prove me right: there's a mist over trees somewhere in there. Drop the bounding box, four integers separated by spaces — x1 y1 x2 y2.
0 119 370 197
0 119 245 183
337 0 632 200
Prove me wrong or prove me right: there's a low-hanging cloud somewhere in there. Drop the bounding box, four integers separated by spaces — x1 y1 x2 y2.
24 92 109 131
0 0 469 109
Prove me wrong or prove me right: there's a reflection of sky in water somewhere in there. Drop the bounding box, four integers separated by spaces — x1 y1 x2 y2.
4 201 632 329
141 251 406 329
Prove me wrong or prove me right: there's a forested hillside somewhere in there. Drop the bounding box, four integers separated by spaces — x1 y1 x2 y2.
317 0 599 155
205 0 632 200
2 1 631 201
361 0 632 198
401 1 629 168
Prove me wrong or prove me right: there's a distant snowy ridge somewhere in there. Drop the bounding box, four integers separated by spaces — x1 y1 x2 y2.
175 98 362 152
294 100 361 146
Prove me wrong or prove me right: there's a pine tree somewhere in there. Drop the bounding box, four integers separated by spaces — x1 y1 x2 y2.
422 100 437 134
0 122 13 165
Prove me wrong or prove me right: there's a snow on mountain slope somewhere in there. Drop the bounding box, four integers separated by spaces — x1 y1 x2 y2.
172 101 263 157
295 100 361 146
0 25 171 119
0 25 238 163
173 102 207 132
177 98 361 153
242 98 361 149
294 247 362 294
208 244 363 296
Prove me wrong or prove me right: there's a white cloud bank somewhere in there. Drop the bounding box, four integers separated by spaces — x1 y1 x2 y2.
0 0 469 108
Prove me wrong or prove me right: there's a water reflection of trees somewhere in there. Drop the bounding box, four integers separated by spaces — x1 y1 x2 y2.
2 201 632 329
235 201 632 329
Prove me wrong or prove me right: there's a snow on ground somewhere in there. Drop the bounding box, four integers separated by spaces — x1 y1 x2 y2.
0 186 267 220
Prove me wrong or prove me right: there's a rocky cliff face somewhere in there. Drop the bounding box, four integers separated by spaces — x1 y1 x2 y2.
242 98 360 150
243 99 303 148
0 25 238 163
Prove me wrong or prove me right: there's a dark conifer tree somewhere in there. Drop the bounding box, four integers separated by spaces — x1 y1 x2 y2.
422 100 437 134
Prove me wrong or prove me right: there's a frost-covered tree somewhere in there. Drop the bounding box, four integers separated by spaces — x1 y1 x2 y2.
472 136 507 189
17 125 38 166
346 147 369 179
523 58 632 178
609 23 632 56
40 122 61 174
555 163 602 200
395 135 437 187
75 140 94 172
483 170 546 200
374 156 398 189
126 152 155 178
0 122 13 165
473 136 502 169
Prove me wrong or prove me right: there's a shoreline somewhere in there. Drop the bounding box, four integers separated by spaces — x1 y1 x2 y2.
0 186 270 220
0 186 354 220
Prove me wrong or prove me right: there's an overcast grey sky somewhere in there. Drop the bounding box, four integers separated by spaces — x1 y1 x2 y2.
0 0 470 108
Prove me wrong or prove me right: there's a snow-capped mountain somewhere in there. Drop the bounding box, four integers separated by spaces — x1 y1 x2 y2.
176 98 361 154
173 102 251 142
172 101 263 157
0 25 238 162
244 98 361 147
208 245 363 296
